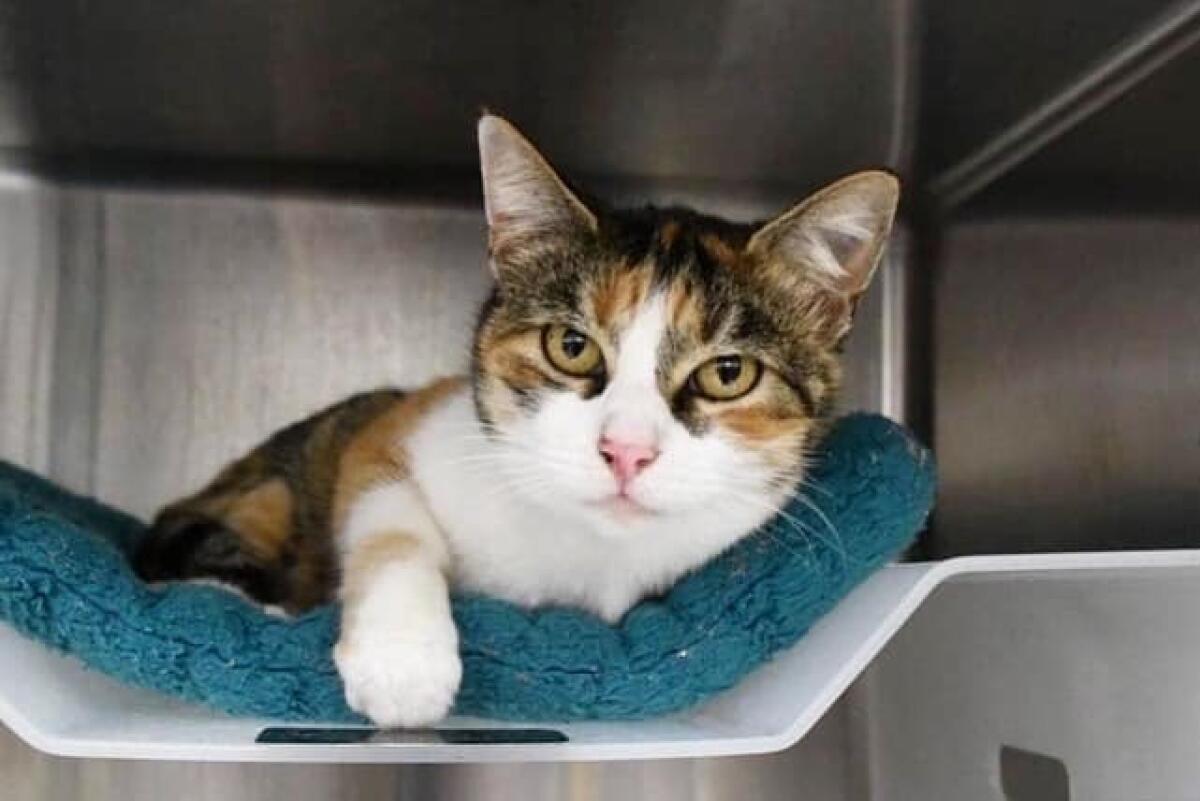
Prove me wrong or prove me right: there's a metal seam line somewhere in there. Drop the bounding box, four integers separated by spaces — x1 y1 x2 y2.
930 0 1200 212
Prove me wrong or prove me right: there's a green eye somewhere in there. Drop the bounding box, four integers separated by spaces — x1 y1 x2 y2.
543 325 603 376
691 355 761 401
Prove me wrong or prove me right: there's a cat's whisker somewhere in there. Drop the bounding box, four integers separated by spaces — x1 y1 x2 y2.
772 507 847 565
788 490 846 558
496 448 599 476
711 491 823 562
633 473 814 555
487 473 575 506
480 454 595 494
446 450 597 481
721 492 841 563
446 432 593 466
457 461 551 501
644 475 843 564
457 463 586 499
798 475 833 499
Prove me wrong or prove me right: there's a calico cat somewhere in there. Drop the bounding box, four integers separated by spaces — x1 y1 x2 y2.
134 114 900 726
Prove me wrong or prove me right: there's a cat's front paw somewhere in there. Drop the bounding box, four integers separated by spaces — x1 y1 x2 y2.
334 629 462 727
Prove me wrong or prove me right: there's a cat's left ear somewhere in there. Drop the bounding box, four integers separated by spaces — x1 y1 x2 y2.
746 171 900 300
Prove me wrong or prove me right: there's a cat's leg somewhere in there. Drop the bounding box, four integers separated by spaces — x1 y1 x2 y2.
334 481 461 727
136 477 295 608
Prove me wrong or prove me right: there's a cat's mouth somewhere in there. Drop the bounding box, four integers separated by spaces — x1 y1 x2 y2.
589 493 660 519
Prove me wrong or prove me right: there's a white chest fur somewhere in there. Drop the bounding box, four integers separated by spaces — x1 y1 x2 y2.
407 388 771 622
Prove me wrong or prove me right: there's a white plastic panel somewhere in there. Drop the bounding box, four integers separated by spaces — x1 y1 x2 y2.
0 563 935 763
868 554 1200 800
5 551 1200 765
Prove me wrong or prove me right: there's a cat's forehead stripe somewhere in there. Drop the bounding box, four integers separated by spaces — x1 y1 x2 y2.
590 263 652 331
664 279 706 344
697 232 739 269
657 220 682 250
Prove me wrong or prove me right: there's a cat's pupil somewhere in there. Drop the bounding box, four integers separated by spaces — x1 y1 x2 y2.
716 356 742 385
562 330 587 360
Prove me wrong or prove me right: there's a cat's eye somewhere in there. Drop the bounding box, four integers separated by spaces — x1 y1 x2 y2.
542 325 604 377
690 355 761 401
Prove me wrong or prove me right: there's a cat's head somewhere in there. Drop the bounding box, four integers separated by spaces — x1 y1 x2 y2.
471 114 898 542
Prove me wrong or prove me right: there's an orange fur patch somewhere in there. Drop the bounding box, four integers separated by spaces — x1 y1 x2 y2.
332 377 466 533
716 404 810 448
480 329 543 376
340 531 422 596
336 531 427 638
591 264 652 330
665 279 705 339
658 220 682 249
493 349 552 392
224 478 294 559
475 327 552 421
699 232 740 268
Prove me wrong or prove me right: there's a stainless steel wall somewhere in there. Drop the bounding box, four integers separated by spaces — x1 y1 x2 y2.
0 171 894 797
0 0 907 191
930 218 1200 556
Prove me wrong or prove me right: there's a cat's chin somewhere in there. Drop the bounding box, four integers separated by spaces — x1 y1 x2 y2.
518 490 672 541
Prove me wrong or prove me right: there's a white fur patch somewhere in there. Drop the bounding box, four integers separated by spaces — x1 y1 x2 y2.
170 578 290 618
335 558 460 727
601 292 671 444
335 631 461 727
340 482 446 563
336 482 458 726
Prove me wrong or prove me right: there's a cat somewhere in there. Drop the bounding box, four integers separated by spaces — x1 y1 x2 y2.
134 114 899 727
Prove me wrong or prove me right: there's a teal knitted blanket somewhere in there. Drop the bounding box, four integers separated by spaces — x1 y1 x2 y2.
0 413 934 722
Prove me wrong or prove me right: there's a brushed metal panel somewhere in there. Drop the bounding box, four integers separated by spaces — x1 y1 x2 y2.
47 189 104 493
921 0 1175 175
932 218 1200 555
93 192 491 517
0 0 905 189
981 44 1200 211
839 249 887 416
0 181 57 473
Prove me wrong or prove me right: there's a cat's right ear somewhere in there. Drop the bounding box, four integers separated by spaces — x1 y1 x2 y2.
478 115 597 273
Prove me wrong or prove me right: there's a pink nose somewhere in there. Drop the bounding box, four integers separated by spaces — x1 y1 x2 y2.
598 437 660 487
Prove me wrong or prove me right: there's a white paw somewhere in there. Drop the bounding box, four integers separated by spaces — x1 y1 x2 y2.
335 628 461 727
